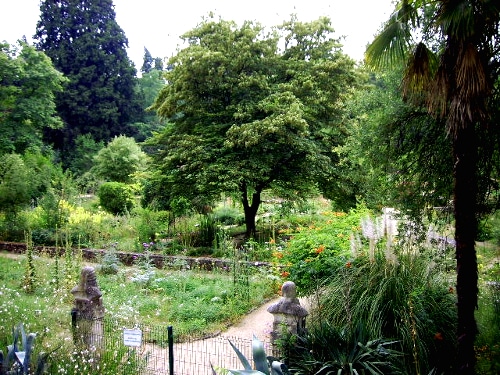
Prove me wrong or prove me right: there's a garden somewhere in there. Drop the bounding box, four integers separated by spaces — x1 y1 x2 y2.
0 195 499 374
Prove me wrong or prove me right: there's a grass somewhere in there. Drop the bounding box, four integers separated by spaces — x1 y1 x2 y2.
475 241 500 374
0 250 277 350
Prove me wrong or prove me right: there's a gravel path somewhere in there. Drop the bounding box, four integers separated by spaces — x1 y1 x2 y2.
222 297 278 341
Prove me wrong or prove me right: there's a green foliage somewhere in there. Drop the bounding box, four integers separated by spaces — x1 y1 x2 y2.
34 0 142 168
289 322 402 375
481 211 500 245
22 232 37 295
133 207 169 244
92 135 148 184
0 42 66 156
0 154 30 218
213 206 245 226
68 134 104 177
97 182 134 215
147 15 359 236
314 253 457 374
475 243 500 374
22 152 69 204
341 69 454 215
98 248 120 276
279 205 371 295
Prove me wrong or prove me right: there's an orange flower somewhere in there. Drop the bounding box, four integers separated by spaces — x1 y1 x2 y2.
449 286 454 294
273 252 284 259
281 271 290 278
346 262 352 268
434 332 443 341
269 238 276 244
315 245 326 254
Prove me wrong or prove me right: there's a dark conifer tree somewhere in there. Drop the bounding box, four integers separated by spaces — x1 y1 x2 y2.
141 47 154 74
34 0 141 167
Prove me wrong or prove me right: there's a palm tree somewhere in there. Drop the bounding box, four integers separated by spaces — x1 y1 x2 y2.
365 1 500 374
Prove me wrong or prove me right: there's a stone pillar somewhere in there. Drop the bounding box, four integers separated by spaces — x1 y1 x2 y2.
267 281 308 349
71 266 105 349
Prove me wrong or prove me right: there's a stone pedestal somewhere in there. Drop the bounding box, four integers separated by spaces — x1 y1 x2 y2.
71 266 105 349
267 281 308 350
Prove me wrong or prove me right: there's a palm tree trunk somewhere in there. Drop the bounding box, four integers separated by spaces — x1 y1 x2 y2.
453 123 479 374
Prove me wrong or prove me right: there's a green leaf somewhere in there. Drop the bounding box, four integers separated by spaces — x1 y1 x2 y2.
252 335 269 375
228 339 252 370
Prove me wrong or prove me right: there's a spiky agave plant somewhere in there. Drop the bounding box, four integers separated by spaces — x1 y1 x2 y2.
211 335 289 375
0 323 51 375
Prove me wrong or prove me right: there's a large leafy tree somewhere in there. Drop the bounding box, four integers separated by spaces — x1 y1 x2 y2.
366 1 500 373
34 0 142 167
147 16 357 236
0 42 66 155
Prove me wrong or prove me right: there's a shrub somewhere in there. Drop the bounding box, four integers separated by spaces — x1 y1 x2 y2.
133 207 169 243
98 247 121 275
278 205 372 295
92 135 148 184
213 206 244 226
97 182 134 215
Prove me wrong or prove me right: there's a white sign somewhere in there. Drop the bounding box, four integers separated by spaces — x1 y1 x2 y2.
123 328 142 347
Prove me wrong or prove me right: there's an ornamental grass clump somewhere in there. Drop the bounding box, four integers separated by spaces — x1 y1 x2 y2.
308 251 457 375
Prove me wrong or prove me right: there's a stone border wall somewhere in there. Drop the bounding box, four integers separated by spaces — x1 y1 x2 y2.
0 241 271 271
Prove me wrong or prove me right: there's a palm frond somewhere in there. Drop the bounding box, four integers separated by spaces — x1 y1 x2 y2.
437 0 475 41
366 20 412 70
365 1 421 70
402 42 438 102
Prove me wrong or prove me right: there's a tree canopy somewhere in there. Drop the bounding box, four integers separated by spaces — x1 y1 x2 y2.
147 16 358 235
34 0 142 167
0 42 66 155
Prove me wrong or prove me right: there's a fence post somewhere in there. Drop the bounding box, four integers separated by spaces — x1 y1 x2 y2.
168 326 174 375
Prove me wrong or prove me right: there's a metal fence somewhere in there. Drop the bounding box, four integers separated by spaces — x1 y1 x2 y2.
72 315 274 375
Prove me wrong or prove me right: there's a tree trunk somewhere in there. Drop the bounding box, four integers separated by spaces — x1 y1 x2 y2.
454 123 479 375
240 182 262 238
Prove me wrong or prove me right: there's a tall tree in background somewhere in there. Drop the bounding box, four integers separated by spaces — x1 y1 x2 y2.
0 42 66 155
366 1 500 373
133 47 166 142
141 47 154 74
34 0 141 167
147 16 357 236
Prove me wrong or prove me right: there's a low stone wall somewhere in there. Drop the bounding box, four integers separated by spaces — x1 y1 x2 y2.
0 241 270 271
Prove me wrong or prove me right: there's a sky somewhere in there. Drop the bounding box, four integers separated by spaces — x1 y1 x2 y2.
1 0 395 68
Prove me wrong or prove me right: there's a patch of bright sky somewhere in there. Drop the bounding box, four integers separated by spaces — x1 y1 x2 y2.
1 0 395 68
